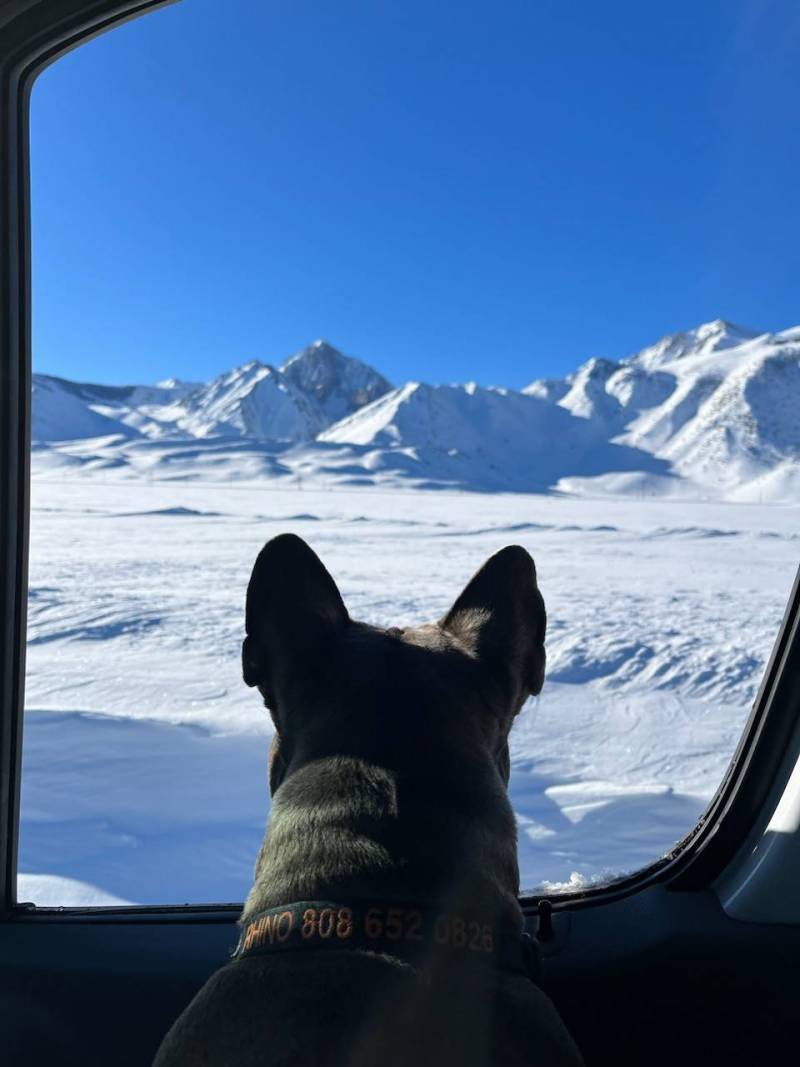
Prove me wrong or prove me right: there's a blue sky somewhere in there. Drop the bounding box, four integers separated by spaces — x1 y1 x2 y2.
31 0 800 389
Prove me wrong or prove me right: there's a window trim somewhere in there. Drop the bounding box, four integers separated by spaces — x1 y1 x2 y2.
1 0 799 923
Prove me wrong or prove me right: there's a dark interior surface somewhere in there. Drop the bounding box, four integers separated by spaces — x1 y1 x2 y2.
3 886 800 1066
544 886 800 1066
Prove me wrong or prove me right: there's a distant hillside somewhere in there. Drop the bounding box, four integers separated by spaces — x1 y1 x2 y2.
31 323 800 500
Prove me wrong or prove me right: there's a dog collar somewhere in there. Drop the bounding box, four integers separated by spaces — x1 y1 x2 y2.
232 900 541 983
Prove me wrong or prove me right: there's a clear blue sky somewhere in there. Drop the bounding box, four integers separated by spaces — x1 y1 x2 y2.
30 0 800 389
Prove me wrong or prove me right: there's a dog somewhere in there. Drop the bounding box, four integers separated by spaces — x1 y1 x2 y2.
153 534 583 1066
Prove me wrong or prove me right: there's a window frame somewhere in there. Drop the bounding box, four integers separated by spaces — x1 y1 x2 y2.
1 0 799 924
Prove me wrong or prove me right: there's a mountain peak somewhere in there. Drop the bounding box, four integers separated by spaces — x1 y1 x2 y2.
281 339 344 369
280 341 392 424
236 359 272 374
687 319 762 351
155 377 201 391
695 318 755 338
628 319 762 372
576 356 618 377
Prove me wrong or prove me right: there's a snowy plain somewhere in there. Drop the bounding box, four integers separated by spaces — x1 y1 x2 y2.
18 474 798 906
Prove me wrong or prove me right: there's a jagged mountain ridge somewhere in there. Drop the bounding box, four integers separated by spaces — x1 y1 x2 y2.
524 319 800 496
33 341 392 445
31 322 800 499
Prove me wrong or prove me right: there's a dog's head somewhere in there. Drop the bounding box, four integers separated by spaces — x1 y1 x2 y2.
242 534 546 795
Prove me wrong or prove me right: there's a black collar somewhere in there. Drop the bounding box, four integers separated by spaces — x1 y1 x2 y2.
233 900 541 983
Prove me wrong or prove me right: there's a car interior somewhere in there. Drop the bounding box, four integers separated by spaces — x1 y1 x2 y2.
2 2 799 1065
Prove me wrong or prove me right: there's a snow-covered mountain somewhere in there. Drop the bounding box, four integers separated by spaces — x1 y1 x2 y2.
318 381 666 490
32 341 391 445
31 322 800 499
172 362 321 442
525 319 800 499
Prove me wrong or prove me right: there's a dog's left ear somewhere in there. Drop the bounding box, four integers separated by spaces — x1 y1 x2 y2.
242 534 349 706
442 545 546 701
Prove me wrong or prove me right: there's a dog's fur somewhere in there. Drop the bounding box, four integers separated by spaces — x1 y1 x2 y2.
153 535 583 1066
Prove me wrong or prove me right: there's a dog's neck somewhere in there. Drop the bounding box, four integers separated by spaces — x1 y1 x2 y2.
243 754 522 933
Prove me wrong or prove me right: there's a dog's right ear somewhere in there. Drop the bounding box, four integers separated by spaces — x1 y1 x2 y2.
441 544 546 704
242 534 349 705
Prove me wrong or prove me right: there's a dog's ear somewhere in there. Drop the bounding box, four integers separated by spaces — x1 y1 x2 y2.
242 534 349 704
442 545 546 701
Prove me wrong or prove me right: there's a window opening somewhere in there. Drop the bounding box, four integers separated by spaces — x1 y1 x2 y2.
19 0 800 905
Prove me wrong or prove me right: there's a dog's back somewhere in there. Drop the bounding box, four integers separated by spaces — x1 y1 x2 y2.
154 536 583 1066
155 950 581 1066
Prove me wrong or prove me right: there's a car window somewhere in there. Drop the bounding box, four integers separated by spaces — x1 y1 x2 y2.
19 0 800 906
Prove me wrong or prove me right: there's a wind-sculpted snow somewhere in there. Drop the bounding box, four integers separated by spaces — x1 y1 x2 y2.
30 319 800 499
18 480 798 904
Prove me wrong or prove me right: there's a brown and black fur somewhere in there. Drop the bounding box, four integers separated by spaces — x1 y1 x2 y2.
153 534 583 1066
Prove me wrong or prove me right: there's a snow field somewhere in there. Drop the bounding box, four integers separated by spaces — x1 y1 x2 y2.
18 479 798 904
